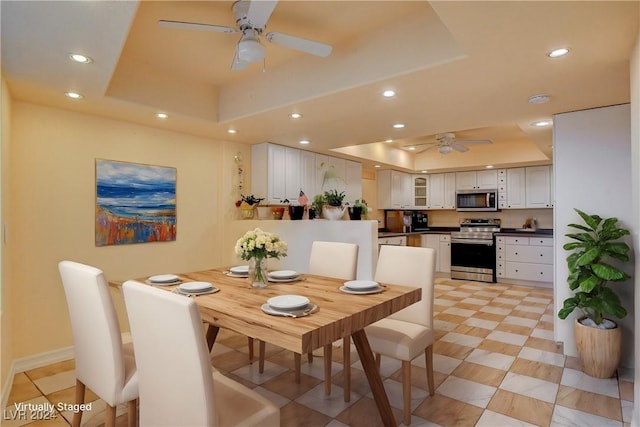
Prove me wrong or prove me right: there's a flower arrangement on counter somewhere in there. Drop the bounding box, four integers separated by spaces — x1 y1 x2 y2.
235 194 265 208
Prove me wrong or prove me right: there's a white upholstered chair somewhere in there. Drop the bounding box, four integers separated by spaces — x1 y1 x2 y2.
257 240 358 401
122 280 279 427
58 260 138 427
364 245 436 426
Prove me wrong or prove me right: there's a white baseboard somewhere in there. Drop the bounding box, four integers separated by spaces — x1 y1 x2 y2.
1 346 74 410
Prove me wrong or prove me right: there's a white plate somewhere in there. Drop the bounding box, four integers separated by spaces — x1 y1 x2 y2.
261 303 318 317
226 272 248 278
269 270 298 280
268 275 301 283
148 274 180 283
344 280 380 290
229 265 249 274
339 285 384 295
178 281 214 293
175 287 219 296
267 295 310 311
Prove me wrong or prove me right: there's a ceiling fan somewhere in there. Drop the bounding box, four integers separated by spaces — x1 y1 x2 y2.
406 133 492 154
158 0 333 71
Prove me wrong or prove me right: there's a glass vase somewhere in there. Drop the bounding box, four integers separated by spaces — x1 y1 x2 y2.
248 257 269 288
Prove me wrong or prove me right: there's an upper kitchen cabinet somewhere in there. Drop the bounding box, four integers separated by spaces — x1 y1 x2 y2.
427 173 456 209
252 143 301 204
506 167 526 209
455 169 498 190
412 175 428 208
525 166 552 208
252 143 362 205
377 170 412 209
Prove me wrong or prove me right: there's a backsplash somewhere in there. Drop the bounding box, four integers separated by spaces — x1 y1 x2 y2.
424 209 553 229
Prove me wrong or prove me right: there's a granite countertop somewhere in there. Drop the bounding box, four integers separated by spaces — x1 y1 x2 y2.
378 227 458 237
379 227 553 238
496 228 554 236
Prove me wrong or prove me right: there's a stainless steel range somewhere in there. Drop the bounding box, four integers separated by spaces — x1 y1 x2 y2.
450 218 501 283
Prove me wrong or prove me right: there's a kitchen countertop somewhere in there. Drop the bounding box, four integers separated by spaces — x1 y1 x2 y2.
379 227 553 238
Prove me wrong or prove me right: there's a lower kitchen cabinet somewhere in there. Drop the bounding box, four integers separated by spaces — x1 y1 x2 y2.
496 235 553 287
420 233 451 273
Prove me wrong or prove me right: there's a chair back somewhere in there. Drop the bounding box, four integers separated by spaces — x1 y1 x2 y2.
58 260 130 405
122 280 217 426
308 241 359 280
374 246 436 328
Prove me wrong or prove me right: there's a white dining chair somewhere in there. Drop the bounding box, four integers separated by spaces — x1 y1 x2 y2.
58 260 138 427
122 280 279 427
364 245 436 426
257 241 358 401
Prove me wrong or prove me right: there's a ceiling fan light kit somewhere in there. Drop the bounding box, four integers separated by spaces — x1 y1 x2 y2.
238 30 265 62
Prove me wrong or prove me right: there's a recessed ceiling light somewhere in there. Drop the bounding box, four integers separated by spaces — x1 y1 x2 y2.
407 146 416 151
531 120 553 127
528 94 550 104
548 48 569 58
227 129 238 134
393 123 405 129
385 139 393 143
421 170 428 173
299 139 310 145
69 53 92 64
65 91 83 99
374 164 381 168
485 165 494 169
382 89 396 98
289 113 302 119
155 112 168 119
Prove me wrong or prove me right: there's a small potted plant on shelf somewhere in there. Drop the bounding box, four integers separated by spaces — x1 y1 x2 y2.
322 189 346 220
310 194 325 220
236 194 264 219
557 208 631 378
347 199 368 220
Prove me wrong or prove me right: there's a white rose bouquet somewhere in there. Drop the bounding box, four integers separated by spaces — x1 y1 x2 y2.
234 228 288 261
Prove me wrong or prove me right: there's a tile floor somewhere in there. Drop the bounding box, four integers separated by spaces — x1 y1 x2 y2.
3 278 635 426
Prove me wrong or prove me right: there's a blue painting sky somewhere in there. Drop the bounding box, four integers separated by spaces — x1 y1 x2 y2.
96 160 176 221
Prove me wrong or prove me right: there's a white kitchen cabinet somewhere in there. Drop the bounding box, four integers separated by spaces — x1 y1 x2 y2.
505 167 526 209
496 235 553 286
525 166 552 208
253 143 361 205
377 170 412 209
497 169 507 209
420 233 450 272
455 170 497 190
252 143 301 204
412 175 428 208
427 173 456 209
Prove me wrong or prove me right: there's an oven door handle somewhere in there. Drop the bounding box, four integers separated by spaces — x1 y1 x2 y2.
451 238 494 246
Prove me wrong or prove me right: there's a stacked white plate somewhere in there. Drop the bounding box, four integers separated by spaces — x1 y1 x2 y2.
175 281 217 296
227 265 249 278
261 295 316 317
268 270 300 282
340 280 384 294
146 274 181 286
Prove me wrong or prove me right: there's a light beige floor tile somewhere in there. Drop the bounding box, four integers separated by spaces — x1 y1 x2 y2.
463 317 499 330
479 305 511 316
432 353 463 375
518 346 565 367
560 368 619 398
32 370 76 396
442 307 476 318
487 389 553 426
436 376 497 408
551 405 624 427
440 332 483 348
465 349 515 371
476 409 538 427
486 330 528 346
556 385 622 421
499 372 559 403
461 297 490 306
503 315 538 328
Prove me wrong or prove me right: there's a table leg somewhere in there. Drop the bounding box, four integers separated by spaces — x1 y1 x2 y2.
206 324 220 351
352 330 396 427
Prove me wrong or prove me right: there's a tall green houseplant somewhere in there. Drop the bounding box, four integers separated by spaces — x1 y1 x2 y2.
558 209 631 325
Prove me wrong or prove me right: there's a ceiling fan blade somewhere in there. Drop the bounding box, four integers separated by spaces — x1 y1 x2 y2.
265 32 332 57
247 0 279 29
457 139 492 145
452 144 469 152
158 20 238 34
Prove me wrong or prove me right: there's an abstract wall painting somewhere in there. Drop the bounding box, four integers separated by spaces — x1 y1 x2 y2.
95 159 177 246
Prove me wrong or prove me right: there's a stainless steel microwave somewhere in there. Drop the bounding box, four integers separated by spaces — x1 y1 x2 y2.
455 189 498 211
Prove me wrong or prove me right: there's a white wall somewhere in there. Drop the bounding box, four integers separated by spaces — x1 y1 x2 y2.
553 104 634 368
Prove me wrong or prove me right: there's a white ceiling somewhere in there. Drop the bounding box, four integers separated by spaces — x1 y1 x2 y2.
2 1 638 173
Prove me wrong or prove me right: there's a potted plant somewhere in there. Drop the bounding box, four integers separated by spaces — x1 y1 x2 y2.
323 189 346 220
557 208 631 378
347 199 368 220
282 198 305 221
310 194 325 220
236 194 264 219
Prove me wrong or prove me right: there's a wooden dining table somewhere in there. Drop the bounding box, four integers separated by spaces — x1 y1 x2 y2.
114 267 421 427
